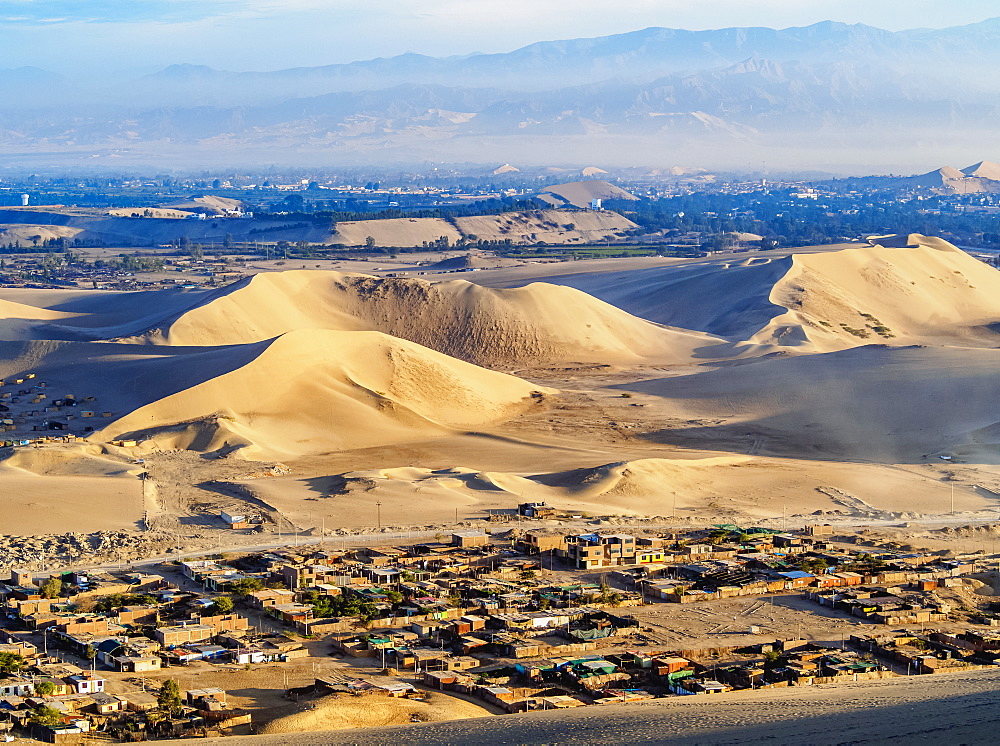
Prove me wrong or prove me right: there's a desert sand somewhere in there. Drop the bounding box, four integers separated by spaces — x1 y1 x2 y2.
0 234 997 552
3 233 1000 740
258 691 491 734
198 667 1000 745
535 179 639 208
452 208 636 244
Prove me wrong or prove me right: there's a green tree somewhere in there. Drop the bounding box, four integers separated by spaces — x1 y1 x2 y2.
39 577 62 599
365 236 376 251
228 577 264 596
0 652 23 674
29 705 63 728
208 596 234 615
385 590 403 604
34 680 56 696
157 679 184 716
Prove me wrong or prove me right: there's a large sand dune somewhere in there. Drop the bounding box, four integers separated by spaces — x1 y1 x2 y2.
491 235 1000 354
131 271 721 367
101 329 549 459
0 328 549 460
1 235 999 540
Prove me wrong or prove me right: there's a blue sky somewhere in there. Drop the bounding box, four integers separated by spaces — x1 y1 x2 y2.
2 0 998 75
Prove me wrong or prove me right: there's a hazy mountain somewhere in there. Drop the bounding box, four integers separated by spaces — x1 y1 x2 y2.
3 19 1000 170
117 19 1000 104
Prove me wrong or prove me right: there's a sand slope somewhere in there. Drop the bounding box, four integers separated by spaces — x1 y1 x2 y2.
99 329 550 459
258 691 492 734
453 209 637 244
329 218 462 248
623 345 1000 462
136 271 722 367
499 236 1000 354
536 180 638 208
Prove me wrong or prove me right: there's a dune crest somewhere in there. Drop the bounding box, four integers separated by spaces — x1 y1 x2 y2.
142 270 721 367
328 456 753 515
98 329 552 459
749 236 1000 351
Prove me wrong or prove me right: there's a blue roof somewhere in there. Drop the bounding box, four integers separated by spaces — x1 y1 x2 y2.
779 571 815 579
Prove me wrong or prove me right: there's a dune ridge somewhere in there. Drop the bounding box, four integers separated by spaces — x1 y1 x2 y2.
98 329 551 459
749 235 1000 350
507 235 1000 354
136 271 721 367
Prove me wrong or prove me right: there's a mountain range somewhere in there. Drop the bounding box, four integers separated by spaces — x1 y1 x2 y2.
3 19 1000 171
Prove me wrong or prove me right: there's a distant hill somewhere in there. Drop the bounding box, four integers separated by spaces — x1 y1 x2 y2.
0 207 633 249
7 19 1000 169
896 161 1000 194
537 180 638 208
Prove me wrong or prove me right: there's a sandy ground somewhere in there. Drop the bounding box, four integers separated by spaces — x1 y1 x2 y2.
194 667 1000 745
0 235 998 558
101 639 493 735
259 692 491 734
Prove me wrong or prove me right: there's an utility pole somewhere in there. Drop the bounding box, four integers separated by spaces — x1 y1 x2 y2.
376 502 382 530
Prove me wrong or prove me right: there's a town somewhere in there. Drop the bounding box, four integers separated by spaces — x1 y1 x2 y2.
0 513 996 742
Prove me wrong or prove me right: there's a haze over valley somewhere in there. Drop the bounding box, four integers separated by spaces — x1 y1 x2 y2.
6 19 1000 170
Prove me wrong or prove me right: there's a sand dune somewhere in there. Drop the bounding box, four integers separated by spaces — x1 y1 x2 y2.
329 217 462 248
750 234 1000 350
99 329 551 459
134 271 721 367
622 345 1000 462
536 179 638 208
0 331 549 460
0 443 141 478
0 297 75 340
491 235 1000 354
240 448 984 530
452 209 637 244
258 691 491 734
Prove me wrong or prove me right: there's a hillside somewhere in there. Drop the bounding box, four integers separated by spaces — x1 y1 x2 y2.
495 235 1000 353
453 209 636 244
98 330 550 459
536 180 638 208
329 218 462 248
7 21 1000 169
131 270 722 367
